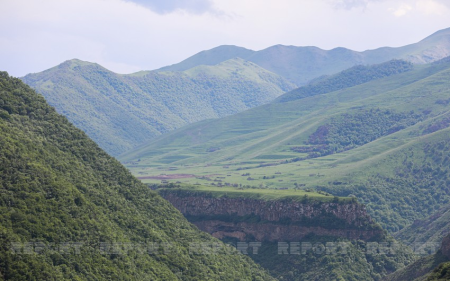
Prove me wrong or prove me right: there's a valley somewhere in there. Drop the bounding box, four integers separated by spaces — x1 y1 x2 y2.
4 23 450 280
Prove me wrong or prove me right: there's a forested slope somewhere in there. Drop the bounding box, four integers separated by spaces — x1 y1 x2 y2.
22 58 294 156
0 72 273 280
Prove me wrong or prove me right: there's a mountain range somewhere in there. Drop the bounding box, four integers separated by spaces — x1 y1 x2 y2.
159 27 450 86
10 26 450 280
0 70 416 281
22 58 294 156
21 27 450 158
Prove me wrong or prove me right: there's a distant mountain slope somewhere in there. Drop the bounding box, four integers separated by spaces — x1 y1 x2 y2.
158 45 255 72
22 58 295 156
158 27 450 85
120 59 450 233
275 59 414 103
0 71 273 280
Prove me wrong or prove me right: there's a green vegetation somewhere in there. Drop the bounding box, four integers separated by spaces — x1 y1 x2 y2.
395 204 450 247
158 27 450 85
384 251 448 281
426 261 450 280
386 233 450 280
294 108 422 158
158 185 361 229
250 237 414 281
158 186 414 280
275 60 414 103
122 58 450 235
318 128 450 232
157 184 349 202
0 72 273 280
157 45 255 72
22 58 295 156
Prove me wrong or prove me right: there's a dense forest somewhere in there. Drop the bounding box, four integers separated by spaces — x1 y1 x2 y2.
22 58 294 156
0 72 272 280
318 129 450 232
291 108 422 158
250 237 413 281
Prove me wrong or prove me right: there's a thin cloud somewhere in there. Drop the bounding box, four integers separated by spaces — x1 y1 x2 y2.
124 0 215 14
389 3 413 17
329 0 383 10
416 0 450 15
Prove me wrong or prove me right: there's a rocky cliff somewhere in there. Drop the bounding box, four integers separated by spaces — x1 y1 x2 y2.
160 190 384 242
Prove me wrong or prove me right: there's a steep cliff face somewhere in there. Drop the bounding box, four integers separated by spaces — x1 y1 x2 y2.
160 190 383 242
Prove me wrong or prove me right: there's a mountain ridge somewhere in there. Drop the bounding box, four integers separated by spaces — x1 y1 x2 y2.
0 71 274 280
22 57 295 156
158 27 450 85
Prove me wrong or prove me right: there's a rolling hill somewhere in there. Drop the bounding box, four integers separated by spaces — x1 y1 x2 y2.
0 71 273 280
22 58 295 156
274 59 414 103
120 57 450 234
158 27 450 86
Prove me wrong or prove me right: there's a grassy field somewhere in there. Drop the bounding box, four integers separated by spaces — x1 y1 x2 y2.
123 62 450 189
121 59 450 232
157 184 352 202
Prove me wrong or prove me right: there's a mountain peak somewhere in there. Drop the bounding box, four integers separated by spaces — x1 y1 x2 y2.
156 45 255 72
60 58 99 69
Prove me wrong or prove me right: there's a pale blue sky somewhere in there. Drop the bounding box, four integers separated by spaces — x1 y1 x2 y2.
124 0 214 14
1 0 450 77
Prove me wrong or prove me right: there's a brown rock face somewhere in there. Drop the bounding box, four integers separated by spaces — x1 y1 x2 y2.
161 192 383 242
194 220 381 241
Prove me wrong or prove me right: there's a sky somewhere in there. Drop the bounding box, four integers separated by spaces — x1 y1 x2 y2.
1 0 450 77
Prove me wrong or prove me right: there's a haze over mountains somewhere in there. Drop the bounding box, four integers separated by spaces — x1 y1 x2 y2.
21 28 450 158
159 27 450 86
8 26 450 280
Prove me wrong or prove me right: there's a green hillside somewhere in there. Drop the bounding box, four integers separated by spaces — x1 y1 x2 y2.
395 203 450 246
385 234 450 281
158 45 255 72
251 238 413 281
22 58 294 156
0 72 273 280
121 59 450 233
384 251 448 281
275 60 414 103
158 28 450 86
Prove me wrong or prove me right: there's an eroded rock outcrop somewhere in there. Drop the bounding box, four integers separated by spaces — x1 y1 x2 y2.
160 190 384 242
